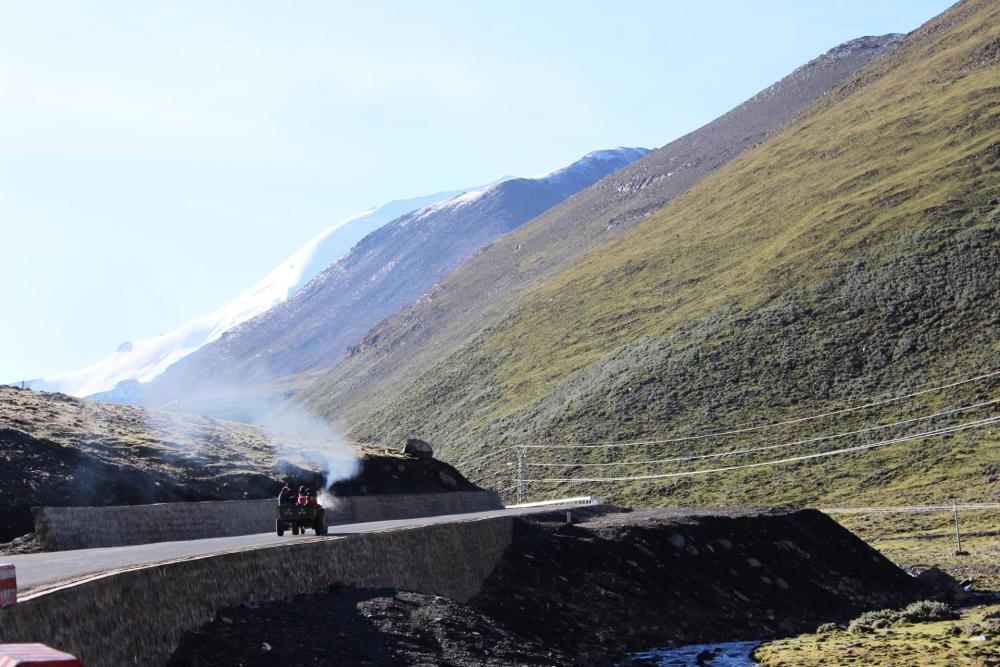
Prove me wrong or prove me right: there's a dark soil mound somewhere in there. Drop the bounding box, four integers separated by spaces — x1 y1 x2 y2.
167 587 566 667
473 508 927 658
327 453 480 497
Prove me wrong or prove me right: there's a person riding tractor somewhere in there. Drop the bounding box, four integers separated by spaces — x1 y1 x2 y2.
276 484 328 536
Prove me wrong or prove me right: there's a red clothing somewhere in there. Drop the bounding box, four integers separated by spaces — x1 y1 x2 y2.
296 495 308 506
308 496 318 505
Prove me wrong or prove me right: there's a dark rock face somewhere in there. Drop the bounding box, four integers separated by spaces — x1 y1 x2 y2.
299 34 903 431
327 452 478 497
142 148 649 421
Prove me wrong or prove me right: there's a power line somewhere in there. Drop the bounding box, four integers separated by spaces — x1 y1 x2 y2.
519 415 999 483
524 371 1000 451
454 368 998 467
525 398 999 468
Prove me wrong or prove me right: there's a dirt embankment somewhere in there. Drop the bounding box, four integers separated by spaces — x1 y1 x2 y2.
0 386 477 543
168 588 568 667
169 508 930 666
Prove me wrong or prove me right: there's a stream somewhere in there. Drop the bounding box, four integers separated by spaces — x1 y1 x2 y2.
632 641 760 666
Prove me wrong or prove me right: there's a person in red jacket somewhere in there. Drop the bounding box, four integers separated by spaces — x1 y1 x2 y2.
296 486 309 506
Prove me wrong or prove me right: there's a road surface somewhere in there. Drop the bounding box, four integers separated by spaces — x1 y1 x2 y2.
5 502 591 597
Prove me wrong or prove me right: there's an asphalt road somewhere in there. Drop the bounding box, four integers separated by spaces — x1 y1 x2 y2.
6 502 589 596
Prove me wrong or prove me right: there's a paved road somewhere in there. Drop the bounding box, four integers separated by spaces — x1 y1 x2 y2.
5 502 589 596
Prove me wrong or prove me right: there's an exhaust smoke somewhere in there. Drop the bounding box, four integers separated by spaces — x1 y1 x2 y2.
256 400 361 491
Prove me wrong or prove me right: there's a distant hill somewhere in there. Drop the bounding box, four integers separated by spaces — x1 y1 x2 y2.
0 385 477 542
323 0 1000 508
21 186 479 399
298 33 903 434
141 148 649 420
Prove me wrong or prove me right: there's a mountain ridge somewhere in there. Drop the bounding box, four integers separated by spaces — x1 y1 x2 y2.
18 186 482 398
140 147 649 419
297 33 904 432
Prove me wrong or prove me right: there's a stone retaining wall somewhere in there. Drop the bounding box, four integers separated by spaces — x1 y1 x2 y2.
32 491 502 550
0 516 514 666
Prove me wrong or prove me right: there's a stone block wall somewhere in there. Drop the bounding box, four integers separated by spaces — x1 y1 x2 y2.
0 516 514 666
33 491 503 550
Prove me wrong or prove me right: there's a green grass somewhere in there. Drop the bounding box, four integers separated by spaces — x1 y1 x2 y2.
340 0 999 514
835 509 1000 591
754 603 1000 666
479 5 998 417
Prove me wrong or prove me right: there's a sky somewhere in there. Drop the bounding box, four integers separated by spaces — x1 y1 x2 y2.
1 0 954 382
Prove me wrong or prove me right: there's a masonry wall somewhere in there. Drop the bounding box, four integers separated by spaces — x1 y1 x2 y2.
32 491 503 550
0 516 514 666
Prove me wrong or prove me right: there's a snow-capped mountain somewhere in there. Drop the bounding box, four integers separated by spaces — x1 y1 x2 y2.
141 147 650 420
23 187 478 398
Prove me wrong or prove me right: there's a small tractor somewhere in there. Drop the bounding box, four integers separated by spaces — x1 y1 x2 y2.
276 503 328 536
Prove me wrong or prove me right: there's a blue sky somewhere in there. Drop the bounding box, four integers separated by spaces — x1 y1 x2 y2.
2 0 953 382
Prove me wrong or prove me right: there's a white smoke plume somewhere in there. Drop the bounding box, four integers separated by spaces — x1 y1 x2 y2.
256 401 361 490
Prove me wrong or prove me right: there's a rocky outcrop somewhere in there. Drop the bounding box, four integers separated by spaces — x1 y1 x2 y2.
400 437 434 460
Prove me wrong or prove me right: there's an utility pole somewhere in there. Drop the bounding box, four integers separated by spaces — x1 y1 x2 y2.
516 447 528 504
952 498 969 556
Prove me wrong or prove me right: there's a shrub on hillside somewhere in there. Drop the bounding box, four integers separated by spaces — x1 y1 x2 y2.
816 622 841 633
849 600 959 633
899 600 959 623
848 609 901 633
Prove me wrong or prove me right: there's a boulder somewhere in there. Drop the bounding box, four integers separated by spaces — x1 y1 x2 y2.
915 566 976 603
399 438 434 460
438 471 458 490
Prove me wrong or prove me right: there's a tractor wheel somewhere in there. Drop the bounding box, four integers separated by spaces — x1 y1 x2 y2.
315 519 328 536
292 525 300 535
276 520 284 537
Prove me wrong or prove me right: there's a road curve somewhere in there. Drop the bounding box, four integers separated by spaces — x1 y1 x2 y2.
5 502 590 597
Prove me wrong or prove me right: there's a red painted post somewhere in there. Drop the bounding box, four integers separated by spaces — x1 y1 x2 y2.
0 565 14 607
0 644 84 667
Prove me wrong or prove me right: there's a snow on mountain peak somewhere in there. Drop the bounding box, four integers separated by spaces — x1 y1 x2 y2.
20 148 648 398
529 146 651 181
23 187 479 397
407 148 649 225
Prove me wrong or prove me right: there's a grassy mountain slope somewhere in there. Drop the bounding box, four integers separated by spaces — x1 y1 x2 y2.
333 0 1000 507
299 35 900 429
